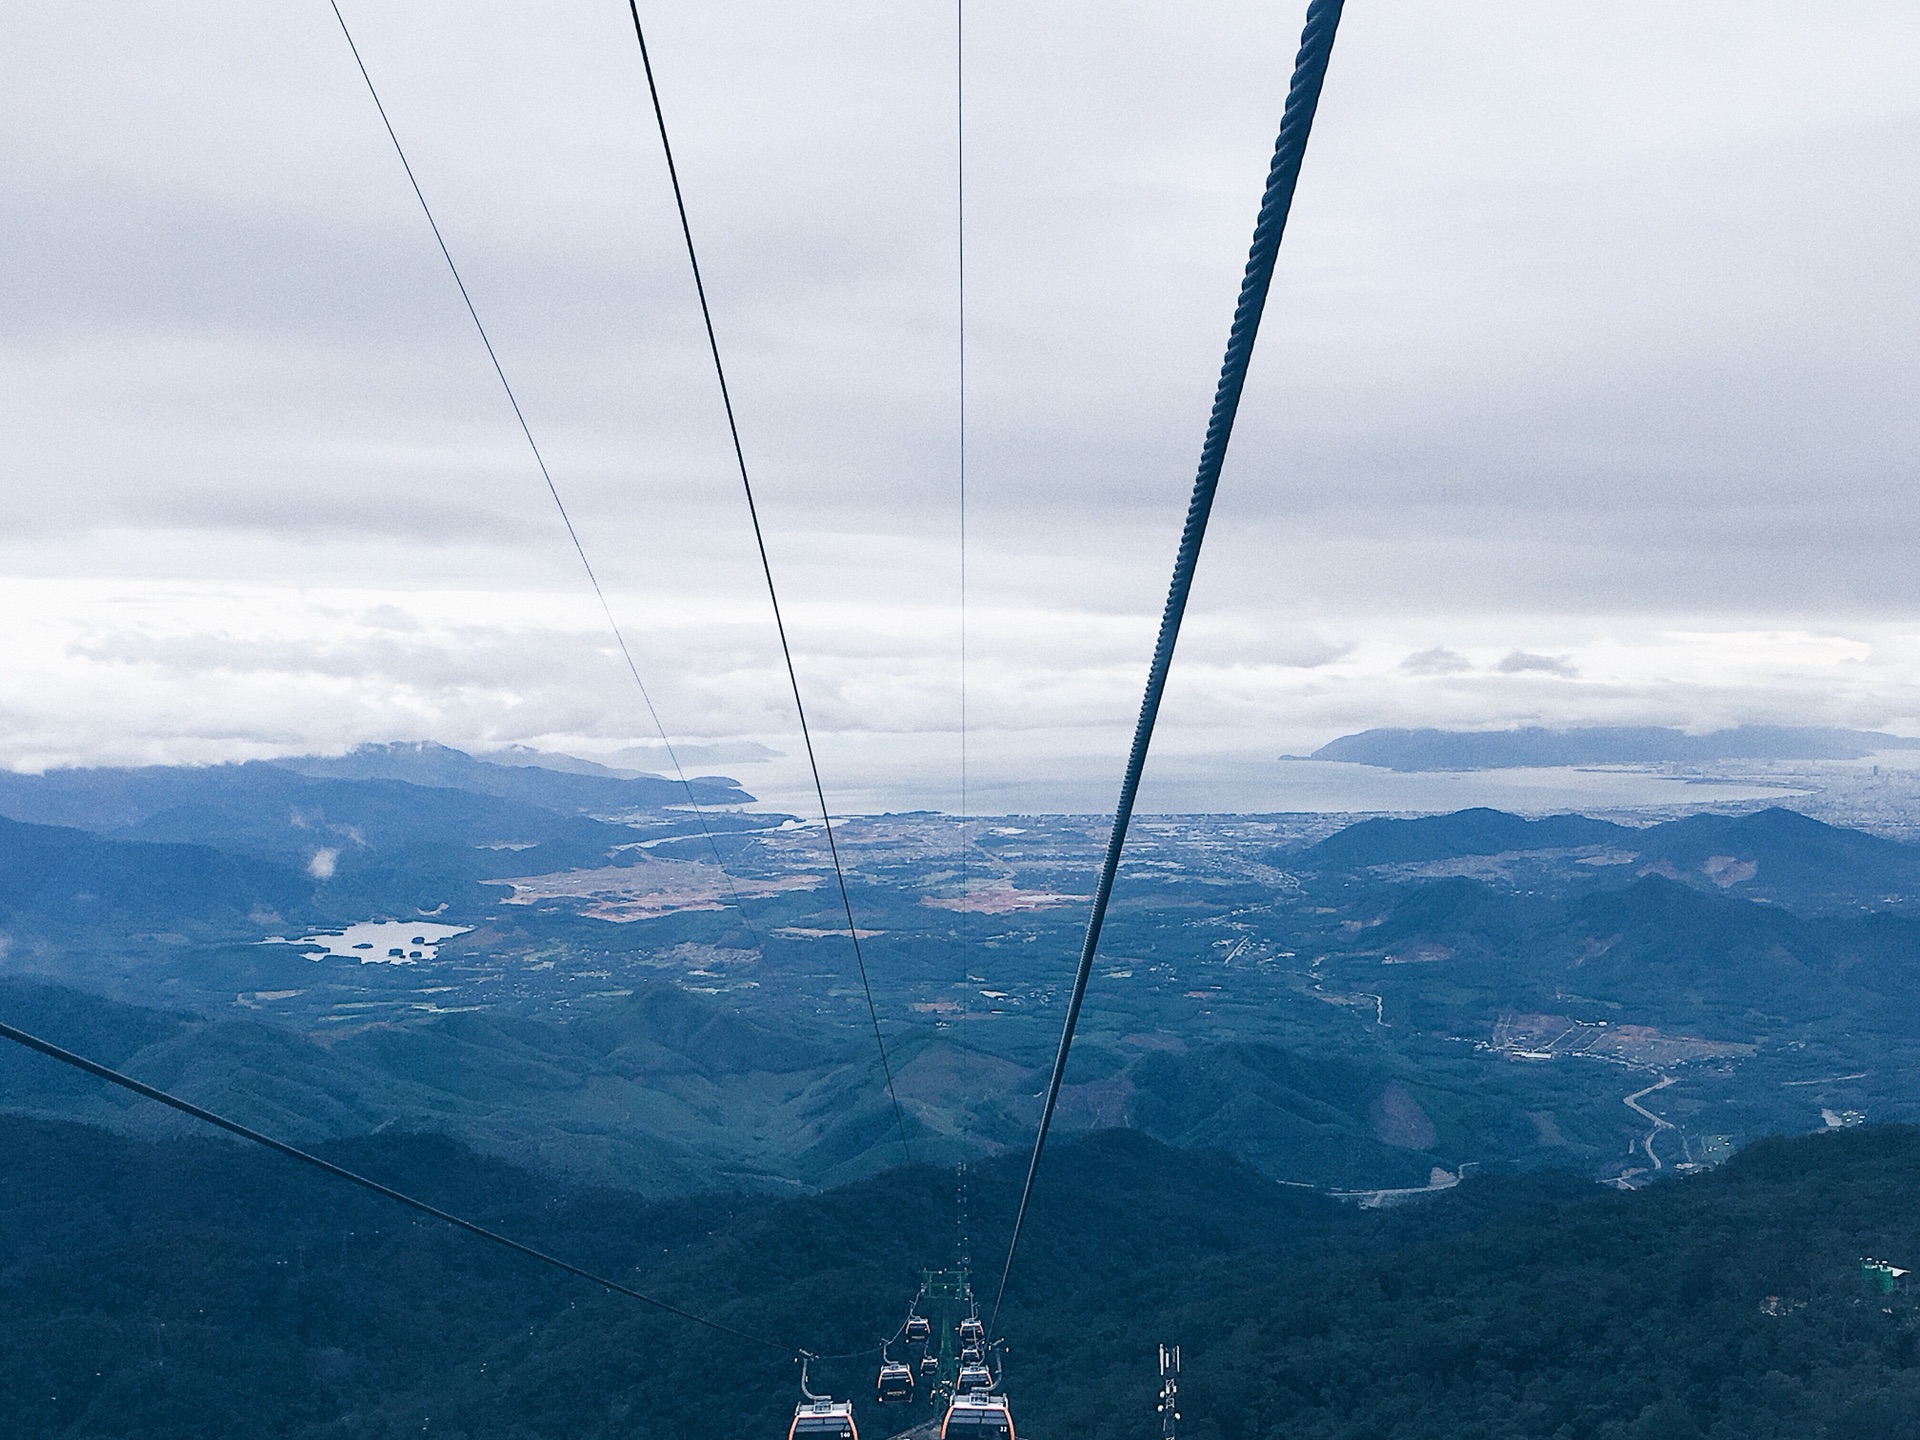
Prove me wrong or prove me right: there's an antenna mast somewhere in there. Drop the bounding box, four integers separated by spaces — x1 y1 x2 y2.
1159 1344 1181 1440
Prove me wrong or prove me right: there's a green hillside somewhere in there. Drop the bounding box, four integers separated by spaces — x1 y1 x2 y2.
5 1115 1920 1439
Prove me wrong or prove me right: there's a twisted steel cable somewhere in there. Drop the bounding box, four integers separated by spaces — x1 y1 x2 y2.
990 0 1346 1330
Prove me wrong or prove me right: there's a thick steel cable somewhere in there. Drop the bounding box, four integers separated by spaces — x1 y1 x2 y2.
624 0 911 1163
324 1 757 927
989 0 1345 1331
0 1019 792 1354
956 0 972 996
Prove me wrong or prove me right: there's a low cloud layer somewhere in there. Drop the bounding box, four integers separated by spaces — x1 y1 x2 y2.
6 576 1918 812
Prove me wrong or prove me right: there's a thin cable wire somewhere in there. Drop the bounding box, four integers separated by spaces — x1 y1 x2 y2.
624 0 910 1164
989 0 1346 1332
0 1019 793 1353
325 0 756 927
956 0 971 1000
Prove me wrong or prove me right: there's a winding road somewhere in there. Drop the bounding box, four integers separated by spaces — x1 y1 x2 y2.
1623 1074 1678 1170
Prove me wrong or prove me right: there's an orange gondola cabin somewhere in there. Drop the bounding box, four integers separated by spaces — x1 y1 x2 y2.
790 1400 858 1440
941 1393 1014 1440
876 1361 916 1404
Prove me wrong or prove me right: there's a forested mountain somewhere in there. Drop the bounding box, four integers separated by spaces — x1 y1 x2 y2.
0 746 773 931
0 814 312 930
4 1117 1919 1439
1299 804 1920 915
0 744 751 836
270 741 751 812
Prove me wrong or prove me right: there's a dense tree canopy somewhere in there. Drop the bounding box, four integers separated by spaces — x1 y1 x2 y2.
4 1117 1919 1439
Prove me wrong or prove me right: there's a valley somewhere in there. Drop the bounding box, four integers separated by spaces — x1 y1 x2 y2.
5 744 1920 1197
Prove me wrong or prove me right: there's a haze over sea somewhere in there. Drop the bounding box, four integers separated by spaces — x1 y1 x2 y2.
734 735 1810 817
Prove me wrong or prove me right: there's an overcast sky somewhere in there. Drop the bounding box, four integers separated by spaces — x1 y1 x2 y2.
4 2 1919 810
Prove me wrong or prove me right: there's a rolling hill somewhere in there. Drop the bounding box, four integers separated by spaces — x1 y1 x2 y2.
1297 804 1920 915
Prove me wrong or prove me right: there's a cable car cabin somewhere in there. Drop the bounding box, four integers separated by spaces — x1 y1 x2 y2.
942 1393 1014 1440
877 1362 916 1404
956 1365 993 1394
958 1317 985 1346
905 1315 932 1345
918 1355 940 1378
960 1344 984 1366
790 1400 858 1440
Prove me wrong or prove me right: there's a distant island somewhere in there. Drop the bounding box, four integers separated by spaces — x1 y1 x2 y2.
1309 724 1920 772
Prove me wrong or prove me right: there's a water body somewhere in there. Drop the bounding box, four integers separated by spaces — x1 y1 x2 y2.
265 920 472 965
738 735 1805 817
1175 758 1807 817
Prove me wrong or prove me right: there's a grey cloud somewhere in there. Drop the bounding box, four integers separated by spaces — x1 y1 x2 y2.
598 740 784 768
4 2 1920 783
8 2 1912 565
1494 652 1578 677
1401 647 1472 675
1270 636 1354 669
